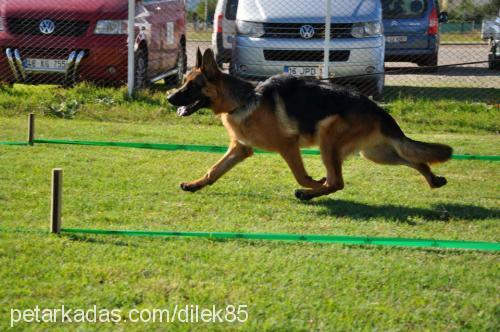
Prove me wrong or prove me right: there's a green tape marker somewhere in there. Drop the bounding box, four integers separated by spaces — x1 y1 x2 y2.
1 139 499 161
0 141 28 146
60 228 500 251
29 139 500 161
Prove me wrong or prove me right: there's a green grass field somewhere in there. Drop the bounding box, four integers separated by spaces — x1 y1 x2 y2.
0 84 499 330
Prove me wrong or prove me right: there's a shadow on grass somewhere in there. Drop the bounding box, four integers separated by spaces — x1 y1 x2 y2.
384 85 500 103
306 199 500 224
67 234 140 247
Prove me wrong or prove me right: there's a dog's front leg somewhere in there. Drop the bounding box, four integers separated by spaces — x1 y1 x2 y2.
278 145 325 189
180 141 253 192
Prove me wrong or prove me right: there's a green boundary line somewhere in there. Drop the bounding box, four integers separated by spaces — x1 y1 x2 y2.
0 141 28 146
0 138 498 161
18 139 500 161
61 228 500 251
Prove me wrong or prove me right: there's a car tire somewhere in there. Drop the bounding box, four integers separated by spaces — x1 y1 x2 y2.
216 56 224 68
488 53 500 70
363 76 384 102
417 54 438 73
166 43 187 86
135 48 148 90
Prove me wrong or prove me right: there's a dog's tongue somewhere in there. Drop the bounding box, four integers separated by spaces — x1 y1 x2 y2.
176 106 189 117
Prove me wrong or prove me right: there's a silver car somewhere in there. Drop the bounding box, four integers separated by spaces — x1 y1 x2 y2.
231 0 385 99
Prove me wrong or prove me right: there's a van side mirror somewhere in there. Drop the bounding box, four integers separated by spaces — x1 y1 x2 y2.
438 12 448 24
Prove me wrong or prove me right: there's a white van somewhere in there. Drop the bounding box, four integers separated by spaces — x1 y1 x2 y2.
212 0 239 66
231 0 385 99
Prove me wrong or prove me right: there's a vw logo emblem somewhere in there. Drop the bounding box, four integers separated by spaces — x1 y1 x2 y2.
299 25 315 39
39 19 56 34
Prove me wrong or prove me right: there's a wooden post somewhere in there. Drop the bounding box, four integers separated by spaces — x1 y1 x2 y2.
51 168 63 234
28 113 35 146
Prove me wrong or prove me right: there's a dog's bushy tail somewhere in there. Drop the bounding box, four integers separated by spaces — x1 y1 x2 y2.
393 137 453 164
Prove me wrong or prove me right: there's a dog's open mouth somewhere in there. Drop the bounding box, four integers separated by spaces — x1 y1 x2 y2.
176 99 209 117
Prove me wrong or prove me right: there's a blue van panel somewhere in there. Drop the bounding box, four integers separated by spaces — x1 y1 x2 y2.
382 0 438 60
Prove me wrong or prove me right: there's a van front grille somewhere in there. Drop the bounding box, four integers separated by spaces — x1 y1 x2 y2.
263 50 350 62
263 23 353 39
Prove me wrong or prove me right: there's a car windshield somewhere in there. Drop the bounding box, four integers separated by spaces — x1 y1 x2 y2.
225 0 239 20
382 0 428 19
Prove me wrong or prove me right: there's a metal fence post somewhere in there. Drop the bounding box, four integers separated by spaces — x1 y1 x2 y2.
323 0 331 80
127 0 135 97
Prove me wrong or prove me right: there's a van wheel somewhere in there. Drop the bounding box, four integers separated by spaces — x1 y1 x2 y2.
166 44 187 86
363 77 384 102
417 54 438 73
216 55 225 68
488 53 500 70
135 48 148 89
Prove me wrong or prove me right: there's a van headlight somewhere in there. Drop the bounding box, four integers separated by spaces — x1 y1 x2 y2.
236 20 264 37
351 22 382 38
94 20 128 35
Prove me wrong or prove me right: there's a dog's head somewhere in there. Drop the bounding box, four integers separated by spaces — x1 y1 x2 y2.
167 48 221 117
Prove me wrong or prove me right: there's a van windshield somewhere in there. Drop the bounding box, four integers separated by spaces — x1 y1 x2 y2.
225 0 239 20
382 0 428 19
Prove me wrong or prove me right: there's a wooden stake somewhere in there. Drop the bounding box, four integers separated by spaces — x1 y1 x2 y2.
51 168 63 234
28 113 35 146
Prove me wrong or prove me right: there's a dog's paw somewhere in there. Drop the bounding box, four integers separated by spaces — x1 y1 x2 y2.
431 176 447 189
180 182 202 192
294 189 313 201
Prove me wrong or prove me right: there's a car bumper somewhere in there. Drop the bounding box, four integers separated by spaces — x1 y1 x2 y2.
213 33 232 63
232 35 385 79
384 35 438 60
0 34 128 83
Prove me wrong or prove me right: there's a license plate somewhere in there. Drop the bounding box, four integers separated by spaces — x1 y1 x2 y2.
284 66 321 77
386 36 408 43
23 58 67 72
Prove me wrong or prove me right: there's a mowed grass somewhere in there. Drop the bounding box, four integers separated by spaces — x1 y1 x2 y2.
0 84 499 330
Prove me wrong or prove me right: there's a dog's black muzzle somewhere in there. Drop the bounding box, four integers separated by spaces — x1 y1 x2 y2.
167 87 210 117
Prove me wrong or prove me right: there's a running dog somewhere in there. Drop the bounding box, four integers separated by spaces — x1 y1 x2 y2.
167 48 452 200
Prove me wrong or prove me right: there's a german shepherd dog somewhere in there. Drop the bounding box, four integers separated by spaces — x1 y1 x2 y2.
168 48 452 201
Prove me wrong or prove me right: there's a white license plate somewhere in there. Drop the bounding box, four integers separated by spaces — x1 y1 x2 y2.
386 36 408 43
23 58 67 72
284 66 321 77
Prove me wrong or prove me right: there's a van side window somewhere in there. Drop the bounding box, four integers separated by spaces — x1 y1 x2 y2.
225 0 239 20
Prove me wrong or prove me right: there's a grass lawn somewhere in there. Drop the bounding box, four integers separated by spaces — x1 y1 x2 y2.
0 84 499 330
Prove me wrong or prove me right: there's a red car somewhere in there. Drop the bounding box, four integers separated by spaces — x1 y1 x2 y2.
0 0 186 87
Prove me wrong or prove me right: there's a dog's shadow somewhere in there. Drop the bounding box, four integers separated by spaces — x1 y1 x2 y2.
304 199 499 224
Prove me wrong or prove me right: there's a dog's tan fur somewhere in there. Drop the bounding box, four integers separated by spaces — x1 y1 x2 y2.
171 49 451 200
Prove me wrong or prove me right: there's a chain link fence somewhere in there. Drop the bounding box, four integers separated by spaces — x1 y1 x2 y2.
0 0 498 102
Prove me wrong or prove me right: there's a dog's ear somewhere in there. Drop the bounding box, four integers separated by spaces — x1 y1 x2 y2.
195 47 203 68
201 48 220 81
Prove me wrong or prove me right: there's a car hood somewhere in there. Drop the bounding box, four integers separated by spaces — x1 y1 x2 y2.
237 0 381 24
0 0 127 20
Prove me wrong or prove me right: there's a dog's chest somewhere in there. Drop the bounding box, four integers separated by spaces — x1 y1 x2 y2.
222 106 289 151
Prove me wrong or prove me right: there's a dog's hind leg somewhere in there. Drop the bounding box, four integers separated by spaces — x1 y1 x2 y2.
279 144 325 189
361 145 447 188
180 140 253 192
